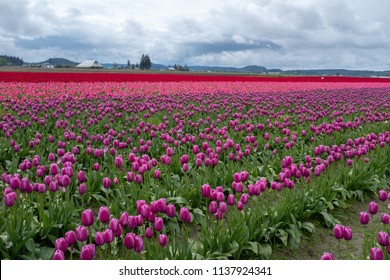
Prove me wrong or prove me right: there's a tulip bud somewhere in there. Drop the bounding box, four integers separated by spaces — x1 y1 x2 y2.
333 224 344 240
103 177 111 189
134 236 144 253
179 207 191 223
378 190 388 201
368 201 379 215
227 194 235 205
64 230 76 246
52 250 65 260
166 204 176 218
381 213 390 225
359 212 370 225
154 217 164 232
342 226 352 240
145 227 153 239
124 233 135 249
378 231 390 247
81 209 94 227
98 206 110 223
370 247 384 260
320 252 334 260
208 201 218 214
55 238 68 253
158 234 168 248
75 226 88 242
95 232 105 246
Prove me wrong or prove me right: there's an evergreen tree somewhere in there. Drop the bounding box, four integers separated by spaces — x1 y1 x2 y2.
139 54 152 70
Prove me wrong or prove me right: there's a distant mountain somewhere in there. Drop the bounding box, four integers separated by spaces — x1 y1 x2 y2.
188 65 273 73
284 69 390 77
39 58 78 66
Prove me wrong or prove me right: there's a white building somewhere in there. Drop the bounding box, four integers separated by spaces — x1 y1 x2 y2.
76 60 103 68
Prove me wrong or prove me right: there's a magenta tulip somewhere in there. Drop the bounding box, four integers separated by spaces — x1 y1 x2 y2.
320 252 334 260
179 207 191 223
98 206 110 223
368 201 379 215
370 247 384 260
52 250 65 260
158 234 168 248
55 238 68 253
333 224 344 240
378 231 390 247
81 209 94 227
359 212 370 225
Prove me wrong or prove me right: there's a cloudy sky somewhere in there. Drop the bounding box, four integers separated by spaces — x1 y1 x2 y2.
1 0 389 70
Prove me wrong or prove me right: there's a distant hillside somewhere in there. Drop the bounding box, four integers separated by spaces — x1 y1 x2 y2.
0 55 24 66
189 65 272 73
39 58 78 66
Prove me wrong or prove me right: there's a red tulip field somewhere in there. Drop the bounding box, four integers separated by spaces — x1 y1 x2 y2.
0 71 389 260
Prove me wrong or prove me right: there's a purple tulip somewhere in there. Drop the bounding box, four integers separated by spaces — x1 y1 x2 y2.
320 252 334 260
145 227 153 239
103 229 114 244
368 201 379 215
135 174 143 185
114 156 123 168
237 201 244 211
64 230 76 246
124 233 135 249
140 204 151 219
158 234 168 248
77 171 87 183
154 217 164 232
134 235 144 253
98 206 110 223
166 204 176 218
208 201 218 214
81 209 94 227
359 212 370 225
333 224 344 240
381 213 390 225
179 207 191 223
80 244 95 260
95 232 105 246
103 177 111 189
109 218 120 233
49 163 59 175
4 192 17 207
75 226 88 242
52 250 65 260
227 194 235 205
153 169 161 179
55 237 68 253
78 183 87 195
378 231 390 247
370 247 384 260
342 226 352 240
378 190 388 201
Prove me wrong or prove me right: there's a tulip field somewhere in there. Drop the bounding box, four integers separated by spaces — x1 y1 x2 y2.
0 71 389 260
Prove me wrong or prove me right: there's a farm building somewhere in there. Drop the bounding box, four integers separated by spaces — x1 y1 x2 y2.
76 60 103 68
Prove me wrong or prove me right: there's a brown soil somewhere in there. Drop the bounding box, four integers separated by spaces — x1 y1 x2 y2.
272 197 390 260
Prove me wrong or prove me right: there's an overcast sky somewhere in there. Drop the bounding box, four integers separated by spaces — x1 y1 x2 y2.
1 0 389 70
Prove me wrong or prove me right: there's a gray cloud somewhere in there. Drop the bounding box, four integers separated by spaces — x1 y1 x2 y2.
1 0 389 70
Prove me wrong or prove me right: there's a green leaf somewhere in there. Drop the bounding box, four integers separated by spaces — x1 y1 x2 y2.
286 224 301 249
258 243 272 260
244 241 260 255
25 239 36 253
301 222 315 233
276 229 288 247
39 247 55 260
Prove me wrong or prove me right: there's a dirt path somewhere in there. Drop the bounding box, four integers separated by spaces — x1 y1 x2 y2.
272 197 390 260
